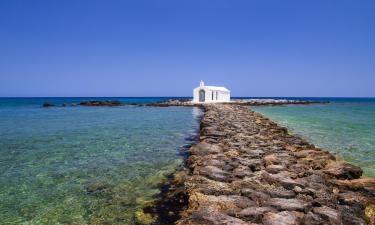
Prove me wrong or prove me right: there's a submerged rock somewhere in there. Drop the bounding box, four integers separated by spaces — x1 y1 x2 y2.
135 210 157 225
86 181 110 193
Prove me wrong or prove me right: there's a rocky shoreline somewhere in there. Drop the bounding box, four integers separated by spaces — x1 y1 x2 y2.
145 99 328 107
165 104 374 225
41 99 328 108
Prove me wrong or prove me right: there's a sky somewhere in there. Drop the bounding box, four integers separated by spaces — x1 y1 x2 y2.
0 0 374 97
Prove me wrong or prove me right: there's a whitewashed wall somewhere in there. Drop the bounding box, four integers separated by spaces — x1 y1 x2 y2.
193 88 230 103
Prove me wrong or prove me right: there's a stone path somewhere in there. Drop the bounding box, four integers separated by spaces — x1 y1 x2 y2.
176 104 375 225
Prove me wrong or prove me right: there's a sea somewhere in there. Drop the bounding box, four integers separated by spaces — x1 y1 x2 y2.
0 97 374 224
250 97 375 177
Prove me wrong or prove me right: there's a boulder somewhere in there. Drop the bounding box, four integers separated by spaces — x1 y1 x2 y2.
190 142 223 156
187 206 249 225
323 161 363 179
196 165 231 182
313 206 342 225
237 206 276 221
42 102 55 107
266 198 309 211
262 211 303 225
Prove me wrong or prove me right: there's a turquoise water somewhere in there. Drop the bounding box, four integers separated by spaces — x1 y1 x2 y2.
0 99 200 224
251 99 375 177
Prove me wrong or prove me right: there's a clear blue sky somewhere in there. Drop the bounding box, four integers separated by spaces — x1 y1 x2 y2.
0 0 374 97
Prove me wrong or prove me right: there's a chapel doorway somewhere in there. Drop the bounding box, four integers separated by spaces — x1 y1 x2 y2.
199 90 205 102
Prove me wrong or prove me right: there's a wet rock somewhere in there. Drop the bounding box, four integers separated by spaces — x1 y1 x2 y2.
323 161 363 179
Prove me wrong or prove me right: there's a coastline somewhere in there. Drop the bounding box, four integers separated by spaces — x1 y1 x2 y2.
142 104 374 225
8 98 374 224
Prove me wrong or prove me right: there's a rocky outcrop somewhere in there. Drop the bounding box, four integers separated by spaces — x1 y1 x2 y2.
42 98 328 108
42 102 55 107
176 104 375 225
42 100 123 107
79 100 123 106
146 99 328 107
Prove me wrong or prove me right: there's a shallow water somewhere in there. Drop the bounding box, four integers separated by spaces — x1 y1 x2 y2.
0 100 200 224
251 99 375 177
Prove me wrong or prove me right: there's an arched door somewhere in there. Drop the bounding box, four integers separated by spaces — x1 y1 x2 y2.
199 90 205 102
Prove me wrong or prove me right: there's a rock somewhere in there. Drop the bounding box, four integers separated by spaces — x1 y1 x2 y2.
186 206 249 225
266 198 309 211
303 212 324 225
190 142 223 156
264 153 294 166
197 165 231 182
42 102 54 107
86 181 110 193
264 172 304 190
262 211 303 225
79 100 122 107
338 191 368 205
323 161 363 179
241 188 271 203
365 204 375 225
339 204 368 225
266 164 286 174
313 206 342 224
267 187 296 198
191 193 255 211
189 175 233 195
233 166 253 178
134 210 157 225
237 207 276 220
174 104 371 225
333 178 375 192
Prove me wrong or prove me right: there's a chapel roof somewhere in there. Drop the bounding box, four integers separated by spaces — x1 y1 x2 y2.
198 85 230 92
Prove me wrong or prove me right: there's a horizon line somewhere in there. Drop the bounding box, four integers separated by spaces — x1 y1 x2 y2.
1 96 375 98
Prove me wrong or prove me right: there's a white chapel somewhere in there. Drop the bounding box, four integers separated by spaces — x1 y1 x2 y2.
193 81 230 103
